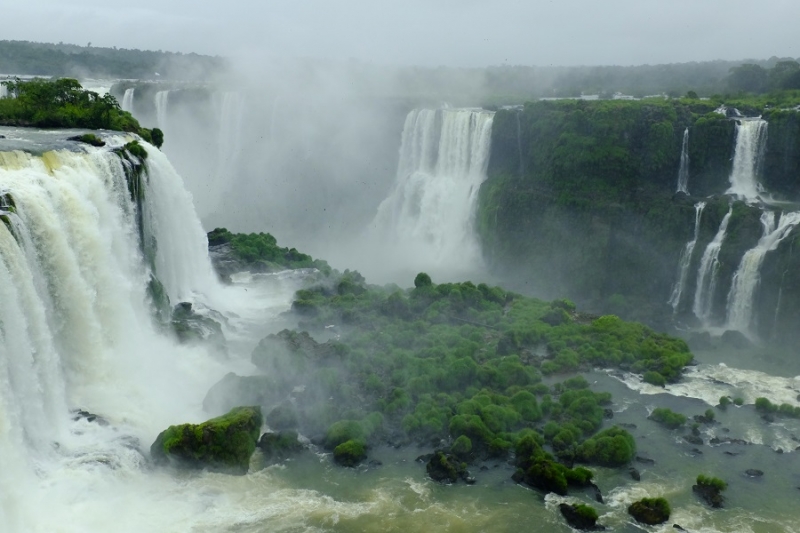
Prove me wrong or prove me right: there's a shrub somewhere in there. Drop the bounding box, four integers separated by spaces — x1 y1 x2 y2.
697 474 727 491
333 439 366 467
643 371 666 387
648 407 687 429
628 497 671 525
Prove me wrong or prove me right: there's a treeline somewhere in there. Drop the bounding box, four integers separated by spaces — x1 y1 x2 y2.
727 61 800 93
0 40 226 80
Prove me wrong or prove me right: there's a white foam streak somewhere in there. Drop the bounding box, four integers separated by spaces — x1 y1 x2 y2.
727 119 767 202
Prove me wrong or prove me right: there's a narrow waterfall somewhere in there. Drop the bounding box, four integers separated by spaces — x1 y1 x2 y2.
668 201 705 311
727 119 768 202
121 88 135 113
213 92 245 194
370 108 494 275
0 138 224 531
692 207 733 323
155 90 170 131
0 84 7 99
725 210 800 334
676 128 689 194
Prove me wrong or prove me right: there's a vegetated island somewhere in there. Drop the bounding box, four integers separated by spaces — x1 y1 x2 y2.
155 228 699 530
0 77 162 146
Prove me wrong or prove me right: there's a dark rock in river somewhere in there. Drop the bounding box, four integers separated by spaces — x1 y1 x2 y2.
693 482 724 508
636 455 655 465
559 503 604 530
258 430 304 465
72 409 109 426
629 467 641 481
683 434 704 445
744 469 764 478
426 450 471 484
171 301 227 356
589 482 604 503
720 329 752 350
628 497 671 525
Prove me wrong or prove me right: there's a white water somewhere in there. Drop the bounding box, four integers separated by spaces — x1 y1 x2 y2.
668 201 705 312
369 108 494 280
203 92 245 217
0 141 247 532
725 210 800 335
676 128 690 194
121 88 135 113
0 84 7 99
692 208 732 324
155 90 170 131
727 119 768 203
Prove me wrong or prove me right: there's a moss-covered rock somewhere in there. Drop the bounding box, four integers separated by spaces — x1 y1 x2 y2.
559 503 602 530
257 430 304 465
333 439 367 467
693 474 727 508
150 406 263 475
628 497 671 525
426 450 471 483
171 302 227 356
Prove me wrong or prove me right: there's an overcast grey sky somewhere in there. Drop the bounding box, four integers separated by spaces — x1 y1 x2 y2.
5 0 799 66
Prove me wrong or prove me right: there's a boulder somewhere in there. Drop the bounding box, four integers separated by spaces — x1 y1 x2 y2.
744 469 764 478
150 406 262 475
720 329 752 350
171 302 227 356
258 431 304 465
426 450 471 483
693 482 724 508
333 439 367 467
559 503 603 530
628 497 671 525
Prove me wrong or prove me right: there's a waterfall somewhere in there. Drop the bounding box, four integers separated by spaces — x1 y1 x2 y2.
0 139 224 531
725 210 800 334
121 88 135 113
727 119 768 202
668 201 705 312
0 84 7 99
155 90 170 130
212 92 245 202
676 128 689 194
692 207 733 323
370 108 494 276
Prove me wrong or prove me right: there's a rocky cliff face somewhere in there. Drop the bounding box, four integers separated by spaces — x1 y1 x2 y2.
478 99 800 344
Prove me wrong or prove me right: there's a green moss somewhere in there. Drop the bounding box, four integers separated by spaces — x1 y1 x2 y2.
150 406 262 475
575 426 636 467
697 474 727 492
628 497 671 525
333 439 367 467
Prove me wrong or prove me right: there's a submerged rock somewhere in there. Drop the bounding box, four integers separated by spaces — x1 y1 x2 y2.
744 469 764 478
150 406 262 475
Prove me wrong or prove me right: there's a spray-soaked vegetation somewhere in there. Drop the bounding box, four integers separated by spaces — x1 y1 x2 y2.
0 77 162 144
207 227 332 274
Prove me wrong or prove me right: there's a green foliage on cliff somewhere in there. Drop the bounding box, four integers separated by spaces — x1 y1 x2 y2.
150 406 262 475
207 227 332 274
0 78 158 139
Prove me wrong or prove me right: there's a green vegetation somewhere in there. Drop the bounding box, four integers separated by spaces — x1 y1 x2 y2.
0 78 156 141
733 397 745 406
648 407 687 429
257 431 304 465
628 497 671 525
559 503 600 530
333 439 367 467
697 474 727 492
207 227 332 274
149 406 262 475
754 397 800 418
719 396 732 408
68 133 105 146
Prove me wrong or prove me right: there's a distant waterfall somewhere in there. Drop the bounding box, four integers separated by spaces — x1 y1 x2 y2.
0 84 7 99
676 128 689 194
371 108 494 275
155 90 170 130
725 210 800 334
121 88 135 113
727 119 768 202
668 201 705 311
214 92 244 188
692 207 732 323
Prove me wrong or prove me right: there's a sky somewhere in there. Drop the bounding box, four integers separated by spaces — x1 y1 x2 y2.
5 0 800 67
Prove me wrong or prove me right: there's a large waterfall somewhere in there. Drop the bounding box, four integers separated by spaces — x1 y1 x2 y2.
676 128 689 194
727 119 768 202
369 108 494 278
121 88 135 113
725 210 800 335
0 136 229 531
692 207 732 323
668 201 705 311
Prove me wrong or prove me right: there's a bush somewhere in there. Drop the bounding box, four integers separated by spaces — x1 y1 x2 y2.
643 371 666 387
697 474 727 492
628 497 671 525
333 439 366 467
576 426 636 467
648 407 687 429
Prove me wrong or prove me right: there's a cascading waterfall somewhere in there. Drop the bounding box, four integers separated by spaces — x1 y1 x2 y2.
727 119 768 202
676 128 689 194
210 92 245 208
155 90 170 131
692 207 733 323
370 108 494 276
668 201 705 311
725 210 800 335
121 88 135 113
0 138 225 532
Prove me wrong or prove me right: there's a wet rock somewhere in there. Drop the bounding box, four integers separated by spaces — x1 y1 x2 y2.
367 460 383 468
673 525 689 532
744 469 764 478
619 423 637 430
171 302 227 356
635 456 655 465
720 329 752 350
426 450 471 484
629 467 641 481
693 482 724 508
72 409 109 426
559 503 604 530
603 408 614 419
683 434 703 446
628 497 671 525
257 431 304 464
589 482 604 503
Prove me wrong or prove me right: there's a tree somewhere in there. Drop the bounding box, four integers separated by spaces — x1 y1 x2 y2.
726 64 768 93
